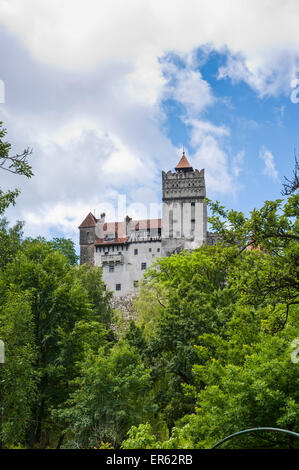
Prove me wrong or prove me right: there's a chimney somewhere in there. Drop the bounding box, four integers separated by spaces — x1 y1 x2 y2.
95 212 106 239
125 215 132 236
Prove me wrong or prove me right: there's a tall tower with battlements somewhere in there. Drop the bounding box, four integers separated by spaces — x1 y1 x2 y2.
161 150 207 256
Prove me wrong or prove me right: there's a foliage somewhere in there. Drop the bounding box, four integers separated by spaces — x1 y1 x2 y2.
0 237 113 448
0 122 33 214
57 342 155 448
0 290 37 447
0 218 24 269
48 237 79 266
133 245 237 428
122 190 299 449
0 121 298 449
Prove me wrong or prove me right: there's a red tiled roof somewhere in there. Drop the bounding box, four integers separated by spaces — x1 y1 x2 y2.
94 218 161 246
95 236 128 246
175 151 193 170
78 212 97 228
131 218 161 230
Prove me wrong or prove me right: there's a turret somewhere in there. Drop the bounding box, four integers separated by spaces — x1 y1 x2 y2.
161 150 207 256
78 212 97 266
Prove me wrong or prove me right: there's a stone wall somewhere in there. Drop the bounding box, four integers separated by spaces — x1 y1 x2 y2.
109 292 137 321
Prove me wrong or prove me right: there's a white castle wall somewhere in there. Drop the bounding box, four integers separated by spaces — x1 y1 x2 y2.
94 240 161 297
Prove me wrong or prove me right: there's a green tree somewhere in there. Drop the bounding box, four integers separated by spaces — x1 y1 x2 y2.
58 341 155 448
207 192 298 331
0 290 37 448
133 245 237 429
0 121 33 214
0 218 24 269
48 237 79 266
123 189 298 449
0 238 112 447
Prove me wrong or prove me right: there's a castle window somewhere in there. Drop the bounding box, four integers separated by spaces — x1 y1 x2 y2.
134 249 138 255
191 202 195 206
109 265 114 272
157 248 160 252
149 248 152 252
116 284 121 291
141 262 147 270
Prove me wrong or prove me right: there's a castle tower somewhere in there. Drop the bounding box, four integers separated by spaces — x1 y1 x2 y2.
161 151 207 256
78 212 97 266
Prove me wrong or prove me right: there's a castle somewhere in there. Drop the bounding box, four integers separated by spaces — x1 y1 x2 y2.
79 151 217 296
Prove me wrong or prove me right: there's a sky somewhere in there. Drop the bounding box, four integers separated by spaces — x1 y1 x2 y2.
0 0 299 249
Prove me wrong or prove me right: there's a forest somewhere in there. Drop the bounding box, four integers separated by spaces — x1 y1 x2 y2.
0 121 298 449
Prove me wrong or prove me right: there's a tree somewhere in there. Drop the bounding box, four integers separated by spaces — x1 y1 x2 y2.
0 218 24 269
281 151 299 195
48 237 79 266
0 290 37 448
0 238 112 448
132 245 237 429
0 122 33 215
122 188 299 449
122 319 299 449
57 341 155 448
207 190 298 332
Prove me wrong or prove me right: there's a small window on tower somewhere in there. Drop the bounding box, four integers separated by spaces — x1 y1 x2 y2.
116 284 121 291
134 249 138 255
141 262 147 270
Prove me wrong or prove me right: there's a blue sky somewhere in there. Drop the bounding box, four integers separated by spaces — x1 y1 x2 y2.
0 0 298 249
161 48 299 212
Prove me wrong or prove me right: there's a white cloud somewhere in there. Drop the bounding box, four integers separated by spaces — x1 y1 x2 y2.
187 119 229 146
0 0 299 100
192 135 234 195
218 50 299 97
232 150 245 178
259 146 279 181
1 0 297 240
162 62 215 116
